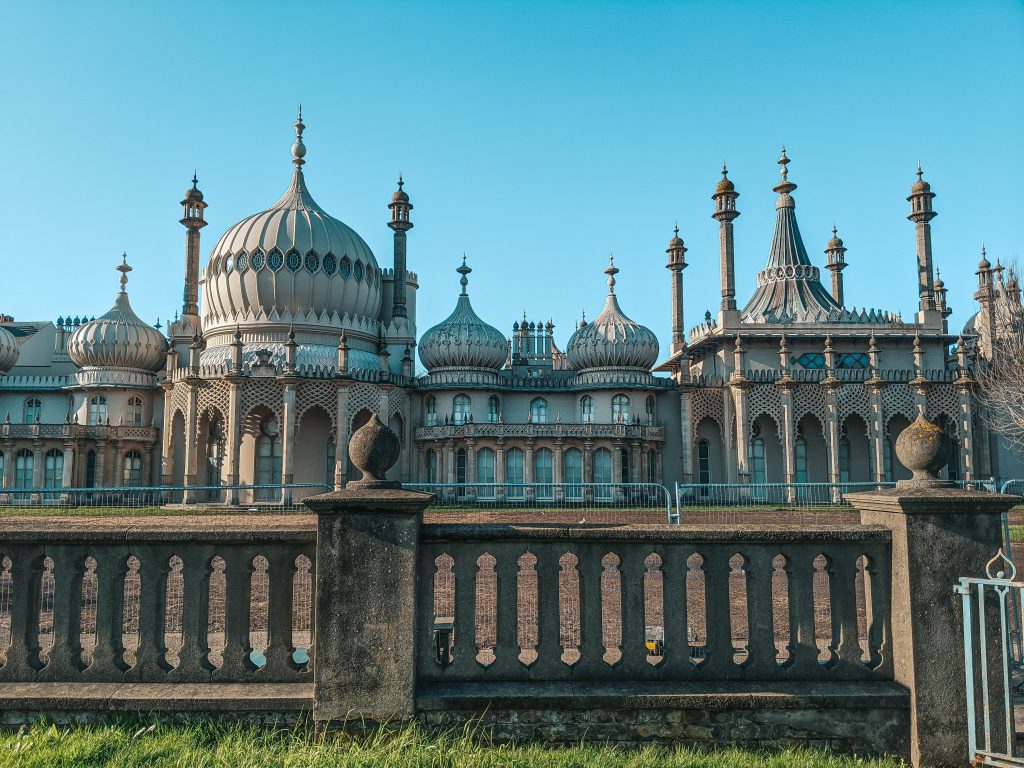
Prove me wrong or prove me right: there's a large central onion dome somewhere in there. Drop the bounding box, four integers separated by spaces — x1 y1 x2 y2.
419 258 508 372
202 111 381 341
566 257 659 372
0 324 19 373
68 256 168 373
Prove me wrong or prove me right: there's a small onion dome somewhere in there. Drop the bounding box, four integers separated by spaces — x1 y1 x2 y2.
183 172 203 202
715 162 735 193
392 176 410 204
0 324 19 373
934 272 945 292
418 257 507 372
68 256 168 372
827 226 844 250
911 163 931 193
978 245 991 271
565 256 659 371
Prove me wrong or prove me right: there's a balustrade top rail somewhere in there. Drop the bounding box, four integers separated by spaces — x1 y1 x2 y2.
414 423 666 441
0 514 315 542
0 423 159 440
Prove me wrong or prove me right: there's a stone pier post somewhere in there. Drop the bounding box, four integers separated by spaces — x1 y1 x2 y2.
304 413 433 726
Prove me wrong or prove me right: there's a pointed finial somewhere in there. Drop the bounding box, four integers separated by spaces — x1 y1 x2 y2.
832 223 838 238
116 253 132 293
456 255 471 295
721 161 728 178
155 317 162 330
397 173 404 189
674 221 679 237
604 253 619 293
191 171 199 189
778 146 790 181
292 105 307 168
916 161 923 181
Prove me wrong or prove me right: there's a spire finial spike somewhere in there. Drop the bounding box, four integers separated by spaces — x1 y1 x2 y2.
456 254 471 295
721 161 728 178
116 252 132 293
673 220 679 237
192 170 198 188
778 146 790 182
832 222 838 238
916 161 923 180
397 173 404 189
292 106 307 169
604 253 619 294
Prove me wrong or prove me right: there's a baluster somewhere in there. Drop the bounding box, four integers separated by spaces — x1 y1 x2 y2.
659 546 690 679
0 546 44 681
703 548 734 678
867 544 892 677
128 545 170 680
84 549 129 680
450 548 478 678
490 548 521 678
301 544 316 671
172 544 214 680
263 548 298 680
574 544 605 678
788 548 819 676
532 546 564 679
39 545 85 680
215 547 255 681
415 545 440 682
618 547 648 677
745 548 777 677
830 549 862 676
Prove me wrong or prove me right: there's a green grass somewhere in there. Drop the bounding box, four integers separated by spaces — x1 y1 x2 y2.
1009 525 1024 542
0 507 220 517
0 721 904 768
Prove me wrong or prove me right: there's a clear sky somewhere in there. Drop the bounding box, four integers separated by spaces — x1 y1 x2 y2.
2 1 1022 360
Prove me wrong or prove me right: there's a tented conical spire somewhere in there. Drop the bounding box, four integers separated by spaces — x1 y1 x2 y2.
740 149 842 323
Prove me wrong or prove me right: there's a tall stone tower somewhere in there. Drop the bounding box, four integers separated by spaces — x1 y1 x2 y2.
908 163 940 325
666 224 688 355
170 173 207 353
711 163 740 325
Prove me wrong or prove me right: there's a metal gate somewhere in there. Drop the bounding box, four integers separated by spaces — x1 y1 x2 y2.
957 550 1022 765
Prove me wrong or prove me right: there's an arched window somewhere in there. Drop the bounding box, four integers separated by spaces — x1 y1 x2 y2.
425 449 438 483
23 398 42 424
455 448 467 494
476 448 496 497
123 450 143 486
506 448 525 497
256 417 282 499
580 396 594 424
646 450 657 483
453 394 471 425
44 449 63 490
838 437 850 484
645 396 655 426
698 439 712 485
207 419 224 489
534 448 553 499
425 396 437 427
612 394 630 423
530 397 548 424
14 449 33 489
88 395 107 425
564 448 583 497
125 396 144 427
593 448 613 499
795 436 808 483
487 396 500 424
750 437 766 485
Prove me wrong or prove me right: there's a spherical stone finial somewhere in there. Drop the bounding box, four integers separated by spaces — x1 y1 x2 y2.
894 412 954 489
347 412 401 488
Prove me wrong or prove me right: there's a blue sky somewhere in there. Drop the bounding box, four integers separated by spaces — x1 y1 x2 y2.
2 1 1022 356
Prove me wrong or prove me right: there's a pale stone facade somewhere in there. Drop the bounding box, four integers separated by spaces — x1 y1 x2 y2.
1 123 1021 501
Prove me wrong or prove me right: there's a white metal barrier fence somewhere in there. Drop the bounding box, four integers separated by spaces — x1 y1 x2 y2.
958 550 1022 765
404 482 675 524
0 483 331 512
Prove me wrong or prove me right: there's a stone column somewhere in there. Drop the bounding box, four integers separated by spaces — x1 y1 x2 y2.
778 382 796 486
226 381 242 504
729 380 750 483
112 441 124 488
304 414 433 726
31 443 44 488
160 385 175 484
182 383 199 502
822 379 841 495
334 386 350 491
281 381 297 505
1 441 14 489
847 414 1018 767
629 441 641 484
678 388 694 483
495 440 506 501
866 379 887 483
956 379 975 482
465 438 476 501
94 441 106 488
524 439 534 502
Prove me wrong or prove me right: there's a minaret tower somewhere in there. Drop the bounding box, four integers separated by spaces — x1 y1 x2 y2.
666 223 688 355
387 176 413 319
711 162 740 325
824 225 848 306
973 245 997 358
907 163 939 323
179 172 207 327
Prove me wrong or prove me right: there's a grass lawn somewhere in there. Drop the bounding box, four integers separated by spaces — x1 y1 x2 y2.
0 722 905 768
0 506 208 517
1009 525 1024 542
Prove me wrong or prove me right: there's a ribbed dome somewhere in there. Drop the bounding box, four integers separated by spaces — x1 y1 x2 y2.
201 115 381 340
68 258 168 372
0 324 19 373
419 258 507 372
566 258 659 371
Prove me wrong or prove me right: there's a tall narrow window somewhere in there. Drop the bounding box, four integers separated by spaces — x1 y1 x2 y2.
453 394 471 425
487 396 499 423
564 448 583 497
43 449 63 490
506 448 525 497
326 437 336 487
646 450 657 483
580 396 594 423
123 450 143 486
750 438 766 485
534 448 553 490
645 396 655 426
256 417 282 500
425 396 437 427
612 394 630 423
476 448 496 497
619 447 630 483
14 449 33 489
530 398 548 424
23 398 42 424
207 419 224 488
884 438 894 482
425 449 438 483
88 396 107 425
125 396 144 427
795 436 808 483
838 437 850 484
594 448 612 499
698 439 712 485
85 450 97 488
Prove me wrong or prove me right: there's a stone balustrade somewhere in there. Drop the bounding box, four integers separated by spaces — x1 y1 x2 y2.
414 422 666 442
0 423 159 441
0 516 315 684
